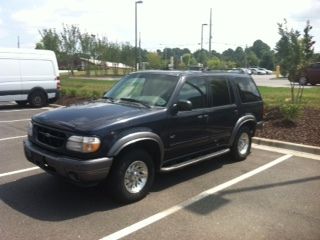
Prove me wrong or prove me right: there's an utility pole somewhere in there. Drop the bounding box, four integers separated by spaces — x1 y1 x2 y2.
139 32 141 70
209 8 212 54
201 23 208 50
17 36 20 48
135 1 143 71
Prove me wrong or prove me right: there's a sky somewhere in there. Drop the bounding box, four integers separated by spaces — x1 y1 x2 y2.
0 0 319 53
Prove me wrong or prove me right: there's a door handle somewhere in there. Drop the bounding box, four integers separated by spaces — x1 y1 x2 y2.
197 115 203 119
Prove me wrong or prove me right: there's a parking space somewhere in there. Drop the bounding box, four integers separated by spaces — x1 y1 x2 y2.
0 103 319 240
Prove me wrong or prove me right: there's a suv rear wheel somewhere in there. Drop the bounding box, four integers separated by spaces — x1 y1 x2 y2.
110 149 155 203
231 127 252 161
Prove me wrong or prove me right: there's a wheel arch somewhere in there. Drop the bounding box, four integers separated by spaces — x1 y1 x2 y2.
108 132 164 170
229 115 256 146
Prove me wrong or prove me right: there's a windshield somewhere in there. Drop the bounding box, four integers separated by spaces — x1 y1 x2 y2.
104 73 179 107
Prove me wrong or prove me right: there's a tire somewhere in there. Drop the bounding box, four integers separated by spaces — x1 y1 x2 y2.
231 127 252 161
109 149 155 203
29 91 47 107
15 100 28 106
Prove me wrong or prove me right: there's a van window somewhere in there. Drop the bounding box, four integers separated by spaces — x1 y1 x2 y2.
20 60 54 76
208 78 231 106
236 77 261 102
0 59 19 77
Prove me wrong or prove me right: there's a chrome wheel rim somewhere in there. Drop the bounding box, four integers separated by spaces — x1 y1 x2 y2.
237 132 249 155
124 161 148 194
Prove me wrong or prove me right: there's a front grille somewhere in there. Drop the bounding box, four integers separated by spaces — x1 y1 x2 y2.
36 125 66 148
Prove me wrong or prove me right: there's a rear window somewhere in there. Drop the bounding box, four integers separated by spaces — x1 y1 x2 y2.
207 77 231 107
236 77 261 102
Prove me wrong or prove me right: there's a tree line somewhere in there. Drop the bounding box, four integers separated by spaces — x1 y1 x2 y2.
36 22 318 75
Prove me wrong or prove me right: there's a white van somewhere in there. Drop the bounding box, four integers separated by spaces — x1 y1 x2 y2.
0 48 60 107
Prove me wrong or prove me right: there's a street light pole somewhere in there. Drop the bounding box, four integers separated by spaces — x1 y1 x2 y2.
201 23 208 50
135 1 143 71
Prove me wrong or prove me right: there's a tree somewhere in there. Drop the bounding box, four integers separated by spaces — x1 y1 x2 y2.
275 20 291 77
301 20 315 65
60 24 80 75
221 48 235 61
36 29 61 54
251 40 270 59
260 51 275 70
246 50 259 67
275 19 315 104
182 53 192 66
147 52 161 69
234 47 245 67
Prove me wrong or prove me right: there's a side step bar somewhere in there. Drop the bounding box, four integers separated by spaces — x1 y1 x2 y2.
160 148 230 172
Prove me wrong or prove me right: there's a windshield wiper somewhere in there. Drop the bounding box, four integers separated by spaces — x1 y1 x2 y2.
102 96 115 102
119 98 151 108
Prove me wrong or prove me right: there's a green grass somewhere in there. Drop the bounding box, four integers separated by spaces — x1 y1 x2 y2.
61 77 118 98
258 86 320 109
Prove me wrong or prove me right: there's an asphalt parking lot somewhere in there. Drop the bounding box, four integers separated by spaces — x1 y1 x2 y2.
0 103 319 240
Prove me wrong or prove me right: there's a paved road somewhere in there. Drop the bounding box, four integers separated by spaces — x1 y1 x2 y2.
252 74 318 88
0 103 319 240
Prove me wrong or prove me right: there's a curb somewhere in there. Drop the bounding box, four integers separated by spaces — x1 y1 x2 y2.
252 137 320 155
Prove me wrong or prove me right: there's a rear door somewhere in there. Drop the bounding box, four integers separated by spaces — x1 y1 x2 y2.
0 57 22 101
20 59 56 97
205 75 238 147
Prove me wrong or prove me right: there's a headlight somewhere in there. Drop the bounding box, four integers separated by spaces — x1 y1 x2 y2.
66 136 101 153
27 122 33 137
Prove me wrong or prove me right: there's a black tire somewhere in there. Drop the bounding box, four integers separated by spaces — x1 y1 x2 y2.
15 100 28 106
109 149 155 203
29 91 47 107
231 127 252 161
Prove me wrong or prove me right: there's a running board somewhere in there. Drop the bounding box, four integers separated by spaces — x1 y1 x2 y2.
160 148 230 172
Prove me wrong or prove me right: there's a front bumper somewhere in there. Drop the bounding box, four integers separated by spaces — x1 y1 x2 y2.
24 139 113 183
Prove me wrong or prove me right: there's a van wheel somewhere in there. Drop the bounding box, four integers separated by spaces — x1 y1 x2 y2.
29 91 47 107
231 127 252 161
15 100 28 106
110 149 155 203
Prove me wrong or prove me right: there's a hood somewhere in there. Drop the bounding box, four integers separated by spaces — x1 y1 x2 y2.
33 101 155 132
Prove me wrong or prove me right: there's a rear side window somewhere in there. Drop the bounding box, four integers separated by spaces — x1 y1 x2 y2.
236 77 261 102
208 77 231 107
178 77 207 109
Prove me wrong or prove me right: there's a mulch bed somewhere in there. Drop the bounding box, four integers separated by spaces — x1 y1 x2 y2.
255 108 320 147
55 96 320 147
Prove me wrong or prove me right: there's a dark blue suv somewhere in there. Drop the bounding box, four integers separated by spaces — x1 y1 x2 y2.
24 71 263 203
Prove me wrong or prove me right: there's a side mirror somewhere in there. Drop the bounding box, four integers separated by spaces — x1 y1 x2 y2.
177 99 193 111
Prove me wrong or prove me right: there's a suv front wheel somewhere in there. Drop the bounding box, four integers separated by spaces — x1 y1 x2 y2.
110 149 155 203
231 127 252 161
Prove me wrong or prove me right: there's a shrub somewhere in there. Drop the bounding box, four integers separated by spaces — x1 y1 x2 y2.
279 103 302 123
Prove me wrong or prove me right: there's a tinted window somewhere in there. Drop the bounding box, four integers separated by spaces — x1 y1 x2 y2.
178 78 207 109
236 77 261 102
208 78 231 106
